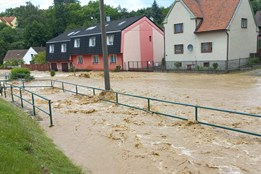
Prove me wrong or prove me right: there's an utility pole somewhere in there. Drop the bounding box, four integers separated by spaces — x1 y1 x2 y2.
99 0 111 90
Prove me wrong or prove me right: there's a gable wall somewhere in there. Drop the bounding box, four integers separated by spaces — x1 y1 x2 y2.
228 0 258 60
164 1 228 62
23 47 37 64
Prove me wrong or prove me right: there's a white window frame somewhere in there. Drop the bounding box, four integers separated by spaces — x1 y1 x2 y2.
89 37 96 47
61 43 67 53
77 56 83 64
74 38 80 48
49 44 54 53
110 54 117 64
107 35 114 45
93 55 99 64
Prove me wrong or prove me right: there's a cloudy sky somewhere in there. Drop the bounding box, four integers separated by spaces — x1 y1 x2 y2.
0 0 173 12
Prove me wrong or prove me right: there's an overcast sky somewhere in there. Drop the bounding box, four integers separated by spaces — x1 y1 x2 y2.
0 0 173 13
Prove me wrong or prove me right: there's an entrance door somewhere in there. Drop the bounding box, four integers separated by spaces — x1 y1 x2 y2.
61 63 69 72
51 63 58 71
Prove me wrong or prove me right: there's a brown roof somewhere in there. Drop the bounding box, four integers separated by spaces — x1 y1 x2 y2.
255 11 261 27
183 0 240 33
3 50 28 61
0 16 16 27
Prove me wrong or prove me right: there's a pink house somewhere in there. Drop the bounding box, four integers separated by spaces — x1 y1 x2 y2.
46 16 164 71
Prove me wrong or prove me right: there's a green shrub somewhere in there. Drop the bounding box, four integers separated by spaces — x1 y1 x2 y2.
114 65 121 72
174 62 182 69
4 59 24 67
50 70 56 77
196 65 204 71
10 68 33 80
249 57 260 64
212 63 219 70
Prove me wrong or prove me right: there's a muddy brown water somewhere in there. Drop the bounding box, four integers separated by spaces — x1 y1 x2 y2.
2 70 261 174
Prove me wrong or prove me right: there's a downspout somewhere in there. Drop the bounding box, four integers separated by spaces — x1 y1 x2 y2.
226 31 229 72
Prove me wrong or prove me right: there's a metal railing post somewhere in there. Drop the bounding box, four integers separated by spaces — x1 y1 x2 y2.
48 100 53 127
148 98 150 112
62 82 64 92
32 93 36 116
19 88 23 108
195 106 198 122
22 81 25 88
3 82 6 98
76 85 78 95
93 88 96 95
116 93 118 104
11 85 14 102
51 80 53 88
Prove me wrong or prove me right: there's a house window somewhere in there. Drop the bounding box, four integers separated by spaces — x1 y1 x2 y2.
93 55 99 64
49 45 54 53
89 37 96 47
61 43 67 53
174 44 184 54
241 18 247 28
203 62 210 67
201 42 212 53
174 23 183 33
110 55 117 64
77 56 83 64
74 38 80 48
107 35 114 45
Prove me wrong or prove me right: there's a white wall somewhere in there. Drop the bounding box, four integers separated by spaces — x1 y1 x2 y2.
122 25 141 70
228 0 258 60
23 47 37 64
153 28 164 62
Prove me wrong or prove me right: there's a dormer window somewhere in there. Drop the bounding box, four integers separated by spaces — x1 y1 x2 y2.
74 38 80 48
241 18 247 28
49 45 54 53
174 23 183 33
89 37 96 47
61 43 67 53
107 35 114 45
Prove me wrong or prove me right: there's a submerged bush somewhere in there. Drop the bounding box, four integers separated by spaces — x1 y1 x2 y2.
114 65 121 72
50 70 56 77
10 68 34 81
212 63 219 70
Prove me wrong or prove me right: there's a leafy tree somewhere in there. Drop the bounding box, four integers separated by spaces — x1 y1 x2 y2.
150 0 163 26
32 51 46 64
250 0 261 14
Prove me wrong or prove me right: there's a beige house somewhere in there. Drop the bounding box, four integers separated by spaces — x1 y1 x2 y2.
0 16 18 28
163 0 258 70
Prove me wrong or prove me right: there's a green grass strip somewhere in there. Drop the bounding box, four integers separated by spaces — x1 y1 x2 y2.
0 98 83 174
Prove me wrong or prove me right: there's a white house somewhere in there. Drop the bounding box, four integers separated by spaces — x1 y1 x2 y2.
3 47 46 64
163 0 258 70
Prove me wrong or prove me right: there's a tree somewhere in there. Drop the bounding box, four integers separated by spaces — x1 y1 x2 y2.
32 51 46 64
150 0 163 26
54 0 79 5
250 0 261 14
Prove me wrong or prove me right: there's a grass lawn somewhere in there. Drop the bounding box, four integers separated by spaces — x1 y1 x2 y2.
0 98 83 174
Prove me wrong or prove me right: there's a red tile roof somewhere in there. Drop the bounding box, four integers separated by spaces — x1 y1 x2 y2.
0 16 16 27
183 0 240 33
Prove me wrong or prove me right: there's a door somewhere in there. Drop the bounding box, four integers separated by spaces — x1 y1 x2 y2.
51 63 58 71
61 63 69 72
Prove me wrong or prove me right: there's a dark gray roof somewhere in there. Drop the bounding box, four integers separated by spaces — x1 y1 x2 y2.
256 11 261 27
32 47 46 53
3 49 28 61
46 29 82 43
47 16 144 43
71 16 144 37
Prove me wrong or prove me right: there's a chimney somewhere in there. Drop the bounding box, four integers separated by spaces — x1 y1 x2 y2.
106 16 111 22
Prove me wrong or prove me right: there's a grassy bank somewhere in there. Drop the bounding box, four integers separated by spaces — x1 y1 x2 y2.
0 98 83 174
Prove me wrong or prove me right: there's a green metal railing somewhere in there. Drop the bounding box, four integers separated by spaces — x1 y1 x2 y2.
0 80 53 127
51 80 261 137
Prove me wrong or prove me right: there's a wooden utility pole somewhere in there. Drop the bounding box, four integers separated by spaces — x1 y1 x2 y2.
99 0 111 90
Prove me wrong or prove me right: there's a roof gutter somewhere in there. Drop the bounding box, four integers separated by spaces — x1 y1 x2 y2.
226 30 229 72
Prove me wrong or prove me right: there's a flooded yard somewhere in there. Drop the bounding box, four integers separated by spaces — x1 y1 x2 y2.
1 70 261 174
